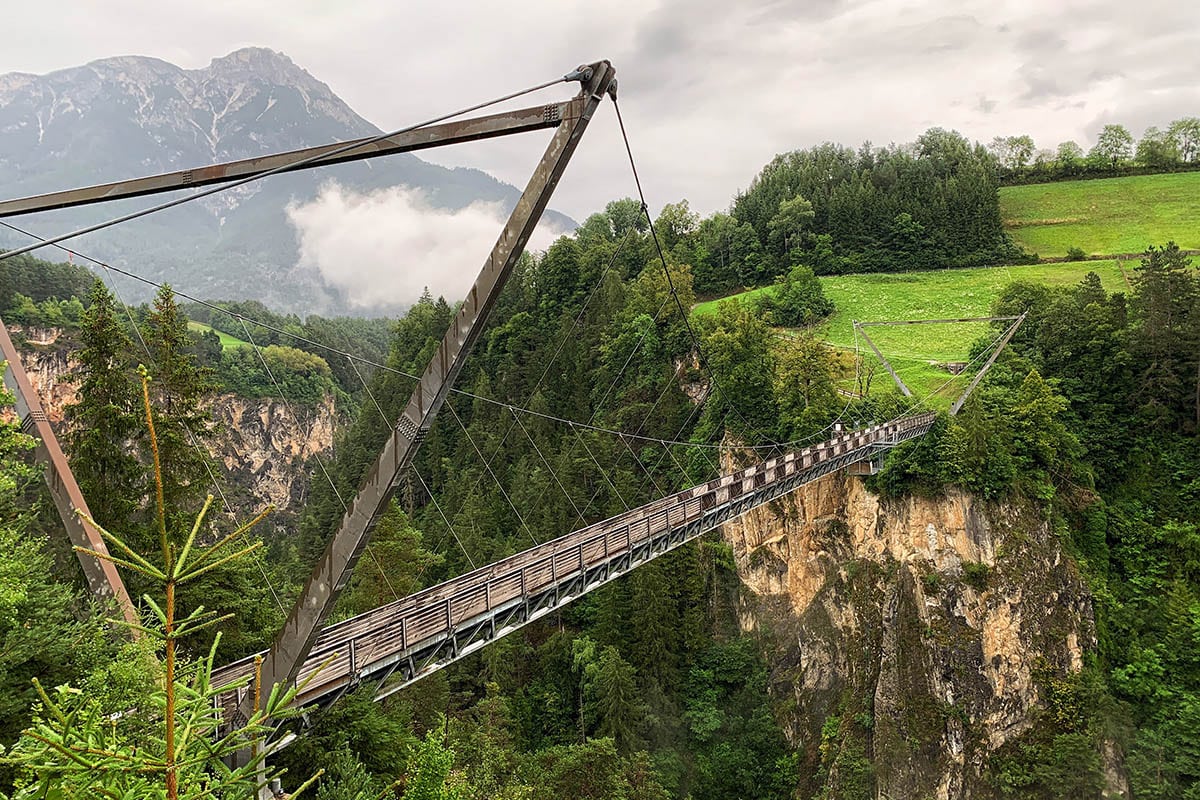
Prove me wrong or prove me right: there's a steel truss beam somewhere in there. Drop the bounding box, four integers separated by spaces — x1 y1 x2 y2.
854 315 1026 399
0 104 572 218
854 321 912 397
0 68 614 644
243 61 618 724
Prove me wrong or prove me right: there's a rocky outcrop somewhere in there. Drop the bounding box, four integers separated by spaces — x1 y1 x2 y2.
213 392 335 511
11 331 333 515
15 335 77 422
722 471 1096 799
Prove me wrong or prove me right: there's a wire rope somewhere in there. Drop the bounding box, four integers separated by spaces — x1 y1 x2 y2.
0 73 575 261
612 98 782 448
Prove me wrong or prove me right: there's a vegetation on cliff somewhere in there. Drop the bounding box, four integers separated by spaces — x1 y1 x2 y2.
873 244 1200 797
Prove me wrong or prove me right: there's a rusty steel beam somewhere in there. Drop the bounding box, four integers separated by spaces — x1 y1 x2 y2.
854 321 913 397
244 61 618 723
0 103 568 219
0 319 139 627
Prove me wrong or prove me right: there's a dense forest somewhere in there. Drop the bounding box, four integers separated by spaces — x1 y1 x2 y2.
0 123 1198 798
673 130 1030 296
0 206 847 797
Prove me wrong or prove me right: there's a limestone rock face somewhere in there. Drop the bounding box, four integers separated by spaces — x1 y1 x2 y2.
16 339 77 422
12 330 333 516
212 392 335 511
722 471 1096 799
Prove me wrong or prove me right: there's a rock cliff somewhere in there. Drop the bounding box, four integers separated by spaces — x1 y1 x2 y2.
11 329 332 516
722 470 1102 799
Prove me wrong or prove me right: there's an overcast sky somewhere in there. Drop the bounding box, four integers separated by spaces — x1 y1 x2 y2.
6 0 1200 221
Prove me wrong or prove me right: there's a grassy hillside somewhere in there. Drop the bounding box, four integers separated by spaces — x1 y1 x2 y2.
695 261 1128 403
187 320 249 349
1000 172 1200 257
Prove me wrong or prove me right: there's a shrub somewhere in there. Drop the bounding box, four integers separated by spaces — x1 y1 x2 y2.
962 561 991 591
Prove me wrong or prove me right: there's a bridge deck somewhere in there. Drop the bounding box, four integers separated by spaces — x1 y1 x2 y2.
212 413 935 719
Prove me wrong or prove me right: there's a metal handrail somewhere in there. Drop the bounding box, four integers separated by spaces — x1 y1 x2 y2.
212 412 935 713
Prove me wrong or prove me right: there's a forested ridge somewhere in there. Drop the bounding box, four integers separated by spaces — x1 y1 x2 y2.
0 125 1197 798
674 129 1031 297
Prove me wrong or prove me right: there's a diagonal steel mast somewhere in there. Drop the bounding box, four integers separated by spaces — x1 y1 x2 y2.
247 61 617 719
0 321 139 627
0 63 616 678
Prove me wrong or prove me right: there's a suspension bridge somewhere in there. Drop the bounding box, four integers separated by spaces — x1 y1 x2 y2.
0 61 985 745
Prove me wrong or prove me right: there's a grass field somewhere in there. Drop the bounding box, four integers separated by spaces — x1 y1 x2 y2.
187 320 249 349
694 260 1128 404
1000 172 1200 257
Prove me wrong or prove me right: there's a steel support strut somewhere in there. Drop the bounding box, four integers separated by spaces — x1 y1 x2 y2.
854 321 912 397
949 312 1027 415
245 61 618 722
0 104 571 219
0 320 139 627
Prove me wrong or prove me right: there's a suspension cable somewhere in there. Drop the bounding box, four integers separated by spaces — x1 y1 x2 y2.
1 218 903 455
230 311 399 605
445 397 540 548
91 258 287 614
338 331 478 570
612 98 782 448
0 73 575 262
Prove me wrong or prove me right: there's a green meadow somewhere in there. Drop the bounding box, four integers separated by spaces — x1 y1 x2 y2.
695 260 1129 404
187 320 249 349
999 172 1200 257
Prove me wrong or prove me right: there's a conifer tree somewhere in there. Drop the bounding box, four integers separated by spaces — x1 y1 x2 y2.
141 285 218 528
1130 244 1199 429
63 280 141 530
629 560 679 687
3 372 317 800
592 646 641 752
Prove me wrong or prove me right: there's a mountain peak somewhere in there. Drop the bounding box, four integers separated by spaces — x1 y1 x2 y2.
203 47 309 84
210 46 294 66
0 48 574 313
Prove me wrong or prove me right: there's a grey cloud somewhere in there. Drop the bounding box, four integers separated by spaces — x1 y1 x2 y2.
1014 29 1067 56
287 182 560 309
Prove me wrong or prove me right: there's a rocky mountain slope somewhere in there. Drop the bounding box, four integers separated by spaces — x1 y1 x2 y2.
0 48 573 313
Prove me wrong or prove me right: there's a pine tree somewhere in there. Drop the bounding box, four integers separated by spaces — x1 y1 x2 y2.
63 280 141 530
141 284 218 530
592 646 641 752
1130 244 1199 429
4 374 317 800
629 560 679 687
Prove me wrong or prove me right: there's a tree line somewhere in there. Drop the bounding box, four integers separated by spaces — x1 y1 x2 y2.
641 128 1029 299
989 117 1200 184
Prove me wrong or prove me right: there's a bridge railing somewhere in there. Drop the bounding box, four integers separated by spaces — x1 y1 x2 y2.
212 412 935 717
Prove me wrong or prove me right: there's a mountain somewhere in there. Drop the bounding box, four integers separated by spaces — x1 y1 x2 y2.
0 48 575 314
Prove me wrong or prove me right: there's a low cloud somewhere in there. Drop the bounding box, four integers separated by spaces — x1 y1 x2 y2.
287 182 562 310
